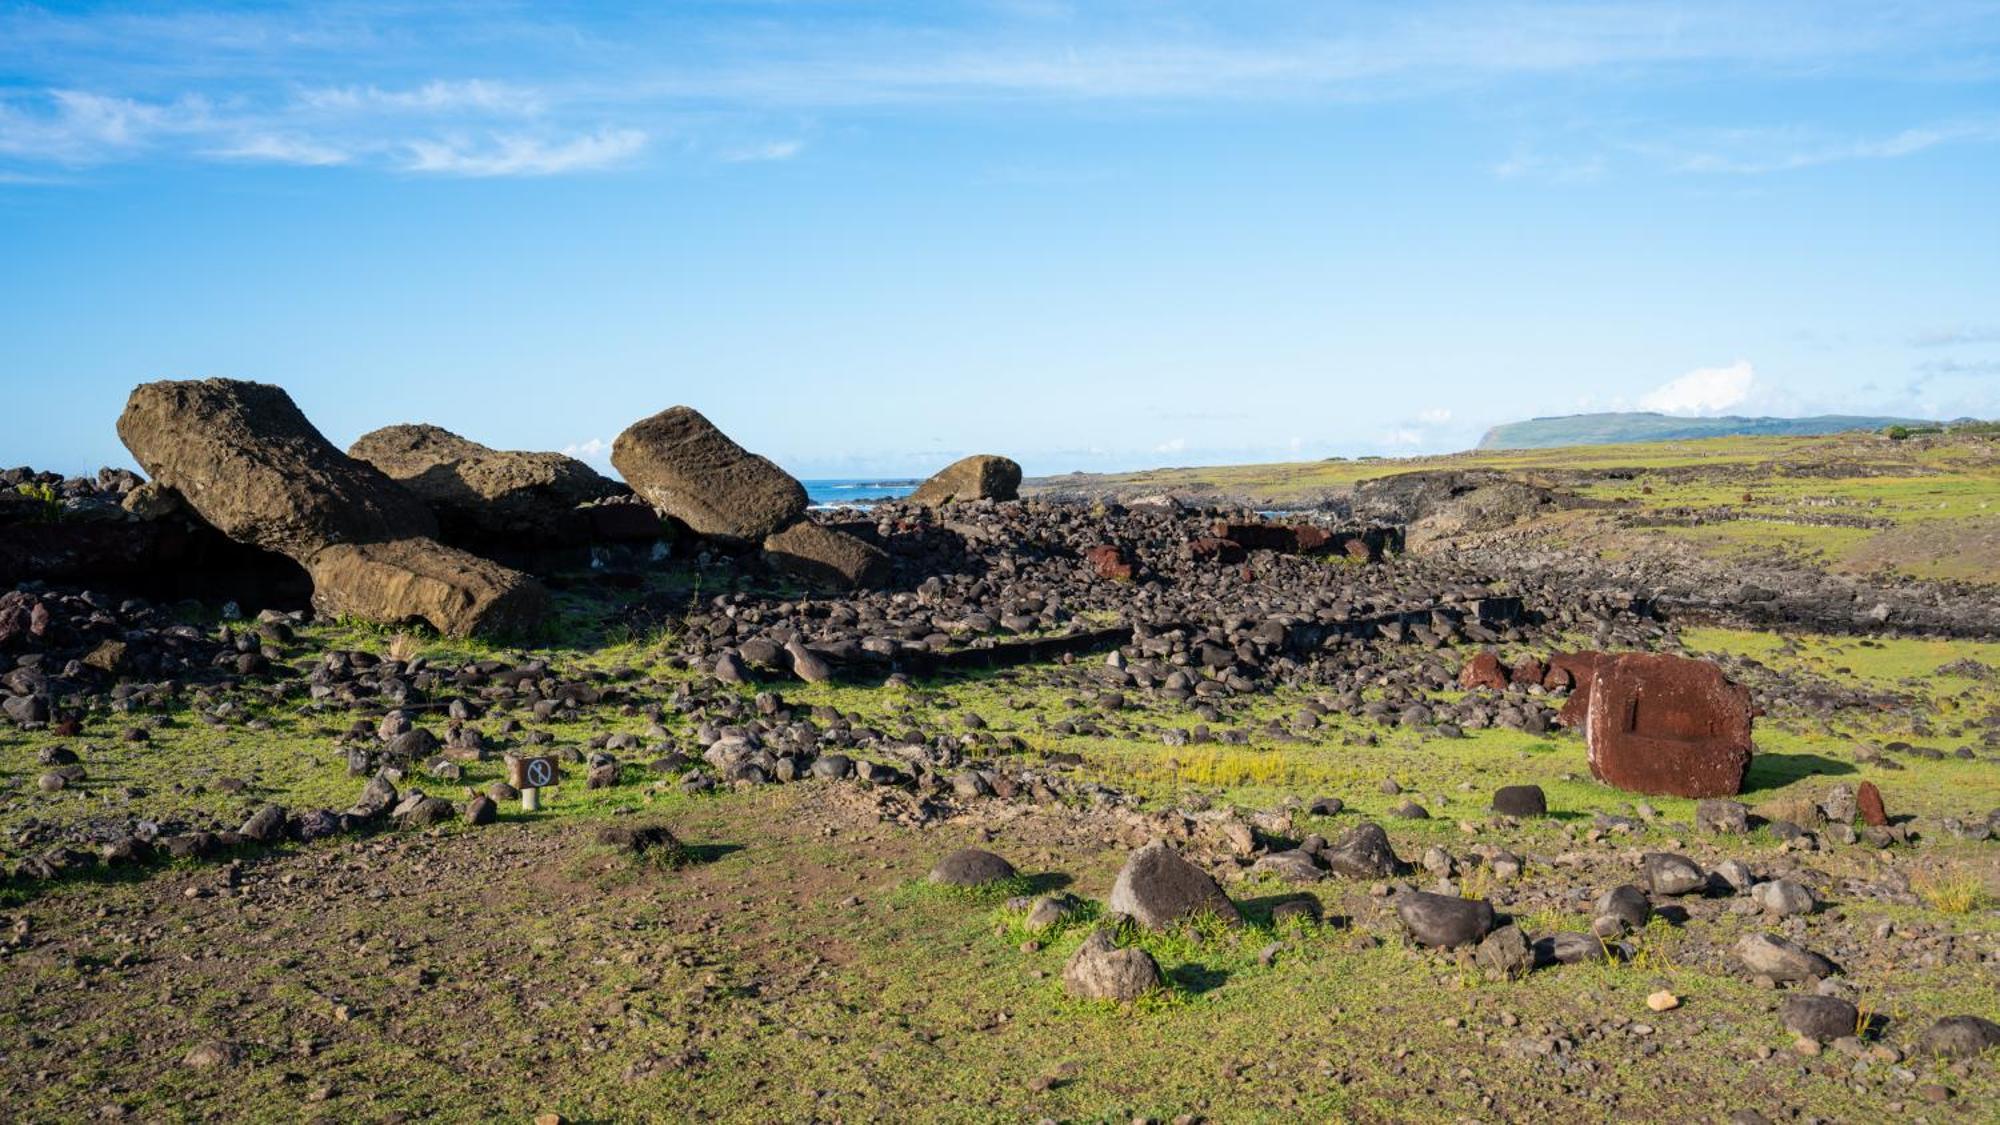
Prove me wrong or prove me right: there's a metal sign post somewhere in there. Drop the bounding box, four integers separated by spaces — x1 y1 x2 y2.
505 754 562 813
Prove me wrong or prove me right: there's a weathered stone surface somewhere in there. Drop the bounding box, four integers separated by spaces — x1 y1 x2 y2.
927 848 1017 887
611 406 806 542
1641 852 1706 896
1248 849 1325 884
349 424 623 544
237 804 288 843
909 454 1022 507
1187 536 1247 564
1084 544 1135 581
306 540 547 638
1550 651 1606 726
1323 822 1404 879
1475 923 1533 979
116 379 545 636
1856 780 1888 827
1107 841 1239 930
1695 798 1750 834
1781 995 1859 1043
117 378 436 556
762 520 890 589
1491 784 1547 817
1594 884 1652 932
1734 932 1834 982
1458 650 1509 691
1585 653 1753 798
1749 878 1816 917
1395 891 1495 949
1062 928 1163 1001
1915 1015 2000 1059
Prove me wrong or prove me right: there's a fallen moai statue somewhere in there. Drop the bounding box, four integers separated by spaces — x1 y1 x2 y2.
117 379 546 636
909 454 1022 507
348 423 626 547
612 405 886 590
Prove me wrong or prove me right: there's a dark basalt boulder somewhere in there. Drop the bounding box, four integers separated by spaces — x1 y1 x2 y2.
1781 995 1859 1043
1322 822 1405 879
1491 784 1548 817
1107 841 1239 930
1062 927 1164 1001
1915 1015 2000 1059
1395 891 1495 948
927 847 1018 887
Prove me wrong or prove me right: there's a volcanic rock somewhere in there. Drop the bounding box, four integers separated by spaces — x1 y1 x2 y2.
1856 781 1888 827
1323 822 1405 879
306 540 547 638
1062 928 1164 1001
909 455 1022 507
1107 841 1240 930
1915 1016 2000 1059
1641 852 1706 896
116 379 545 635
1458 651 1509 692
762 519 890 589
611 405 806 543
1734 933 1834 982
928 848 1018 887
1585 653 1753 798
348 423 623 544
1491 784 1547 817
1084 545 1136 581
1476 923 1534 979
1781 995 1859 1043
1395 891 1495 949
1695 799 1750 834
117 378 434 555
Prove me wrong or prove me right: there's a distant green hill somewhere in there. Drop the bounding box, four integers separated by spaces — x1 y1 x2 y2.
1476 411 1936 450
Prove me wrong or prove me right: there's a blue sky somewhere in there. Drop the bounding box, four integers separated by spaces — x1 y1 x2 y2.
3 1 1998 479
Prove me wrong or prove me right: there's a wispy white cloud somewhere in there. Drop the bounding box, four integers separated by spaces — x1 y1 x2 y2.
1492 149 1605 183
720 139 803 163
299 80 545 116
7 2 2000 180
1153 437 1187 454
1664 118 2000 175
1639 360 1757 415
1910 324 2000 347
212 133 349 166
403 128 647 176
0 89 212 164
1915 357 2000 377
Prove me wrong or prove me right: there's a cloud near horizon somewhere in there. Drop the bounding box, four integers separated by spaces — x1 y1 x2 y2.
1639 360 1758 416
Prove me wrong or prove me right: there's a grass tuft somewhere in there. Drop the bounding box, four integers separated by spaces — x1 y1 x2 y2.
1911 866 1990 915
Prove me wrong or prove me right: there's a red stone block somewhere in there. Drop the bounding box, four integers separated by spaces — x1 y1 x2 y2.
1585 653 1753 798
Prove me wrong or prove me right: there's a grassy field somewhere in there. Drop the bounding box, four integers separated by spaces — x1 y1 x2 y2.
1029 429 2000 583
3 609 1997 1120
4 431 2000 1121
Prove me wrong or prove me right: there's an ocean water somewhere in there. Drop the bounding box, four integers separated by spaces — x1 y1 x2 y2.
801 478 920 508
